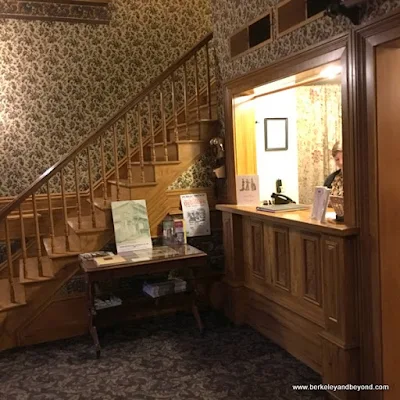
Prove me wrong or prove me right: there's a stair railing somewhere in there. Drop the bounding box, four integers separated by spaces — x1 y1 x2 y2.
0 32 214 304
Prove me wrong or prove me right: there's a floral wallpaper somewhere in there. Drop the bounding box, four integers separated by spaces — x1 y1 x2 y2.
0 0 212 197
296 84 342 204
211 0 400 83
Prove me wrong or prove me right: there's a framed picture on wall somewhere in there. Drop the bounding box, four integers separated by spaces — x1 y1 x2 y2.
264 118 288 151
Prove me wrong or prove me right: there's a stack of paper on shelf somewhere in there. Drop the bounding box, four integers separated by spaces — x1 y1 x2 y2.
143 279 187 298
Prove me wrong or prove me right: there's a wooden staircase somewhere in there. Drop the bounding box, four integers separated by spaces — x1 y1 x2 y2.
0 33 219 351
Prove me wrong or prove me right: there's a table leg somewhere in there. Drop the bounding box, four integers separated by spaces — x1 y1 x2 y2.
86 275 102 358
191 271 205 335
90 325 101 359
192 301 204 335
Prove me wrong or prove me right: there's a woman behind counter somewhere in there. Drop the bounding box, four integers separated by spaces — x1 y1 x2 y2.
324 142 343 197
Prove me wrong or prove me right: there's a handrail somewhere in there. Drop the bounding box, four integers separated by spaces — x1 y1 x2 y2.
0 32 213 221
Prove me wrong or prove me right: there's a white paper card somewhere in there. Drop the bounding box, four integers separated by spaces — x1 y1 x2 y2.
111 200 152 254
236 175 260 205
311 186 331 223
180 193 211 237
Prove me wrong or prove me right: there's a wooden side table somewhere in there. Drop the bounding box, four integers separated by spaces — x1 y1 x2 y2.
80 244 207 358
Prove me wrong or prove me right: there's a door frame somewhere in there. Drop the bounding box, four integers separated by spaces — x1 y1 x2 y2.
223 33 357 225
353 10 400 398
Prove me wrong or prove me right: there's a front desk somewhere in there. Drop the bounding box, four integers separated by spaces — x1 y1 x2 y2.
216 204 359 400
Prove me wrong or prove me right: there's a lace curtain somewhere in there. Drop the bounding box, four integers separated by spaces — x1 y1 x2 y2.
296 84 342 204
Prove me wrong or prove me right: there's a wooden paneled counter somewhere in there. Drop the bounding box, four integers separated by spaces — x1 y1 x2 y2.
216 204 360 400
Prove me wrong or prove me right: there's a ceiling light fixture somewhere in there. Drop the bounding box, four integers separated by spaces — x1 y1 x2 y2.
320 65 342 79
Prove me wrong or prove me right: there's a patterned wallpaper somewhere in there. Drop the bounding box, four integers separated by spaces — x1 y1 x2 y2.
0 0 212 197
211 0 400 83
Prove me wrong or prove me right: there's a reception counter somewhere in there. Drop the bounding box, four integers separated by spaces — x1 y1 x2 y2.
216 204 360 400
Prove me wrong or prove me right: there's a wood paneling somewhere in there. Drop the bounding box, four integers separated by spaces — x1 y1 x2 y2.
353 14 400 396
220 208 359 390
376 45 400 399
246 289 323 373
272 227 290 292
233 100 257 175
230 28 249 58
321 337 359 399
277 0 306 35
302 233 322 306
322 238 339 326
250 220 264 279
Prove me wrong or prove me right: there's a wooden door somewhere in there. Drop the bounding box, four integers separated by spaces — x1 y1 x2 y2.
376 43 400 398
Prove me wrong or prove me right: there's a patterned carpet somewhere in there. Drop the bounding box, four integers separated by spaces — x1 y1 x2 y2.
0 311 325 400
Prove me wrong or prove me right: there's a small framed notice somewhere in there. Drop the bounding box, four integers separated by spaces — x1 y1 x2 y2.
264 118 288 151
236 175 260 205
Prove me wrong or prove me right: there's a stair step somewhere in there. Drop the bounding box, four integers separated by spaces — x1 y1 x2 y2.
19 256 54 284
176 139 207 144
0 278 26 311
131 160 181 166
68 214 111 235
176 119 218 129
107 180 158 188
43 235 82 258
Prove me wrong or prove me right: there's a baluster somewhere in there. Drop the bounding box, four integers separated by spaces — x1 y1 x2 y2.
86 148 97 227
194 52 200 122
46 182 55 253
125 114 133 184
4 218 16 303
148 94 156 163
100 135 108 205
113 125 121 201
73 158 82 229
171 72 179 142
32 193 43 277
205 42 212 119
60 170 70 251
160 86 168 161
183 62 189 139
137 109 145 183
19 205 28 277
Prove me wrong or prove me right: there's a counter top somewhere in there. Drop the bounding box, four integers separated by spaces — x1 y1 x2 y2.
216 204 359 237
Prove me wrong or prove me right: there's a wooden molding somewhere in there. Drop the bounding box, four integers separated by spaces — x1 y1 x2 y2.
0 0 111 24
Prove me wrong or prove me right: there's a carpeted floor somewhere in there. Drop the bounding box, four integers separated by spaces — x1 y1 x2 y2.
0 311 326 400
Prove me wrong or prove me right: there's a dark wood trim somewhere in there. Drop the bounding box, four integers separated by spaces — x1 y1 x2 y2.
352 10 400 396
0 0 111 24
223 33 349 207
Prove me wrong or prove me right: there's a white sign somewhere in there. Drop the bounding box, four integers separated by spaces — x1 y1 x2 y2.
236 175 260 205
180 193 211 237
310 186 331 223
111 200 152 255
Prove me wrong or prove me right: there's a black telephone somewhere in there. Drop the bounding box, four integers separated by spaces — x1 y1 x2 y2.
269 192 295 205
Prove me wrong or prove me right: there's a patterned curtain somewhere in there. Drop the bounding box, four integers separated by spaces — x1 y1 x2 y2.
296 84 342 204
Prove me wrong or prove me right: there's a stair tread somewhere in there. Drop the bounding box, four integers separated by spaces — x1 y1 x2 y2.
43 235 81 258
176 139 207 144
19 256 54 284
187 100 218 112
91 198 113 211
0 278 26 310
107 180 158 188
174 119 219 129
68 214 111 234
130 160 181 165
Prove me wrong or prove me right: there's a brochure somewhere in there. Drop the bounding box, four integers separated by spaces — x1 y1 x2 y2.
180 193 210 237
111 200 152 254
235 175 260 205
